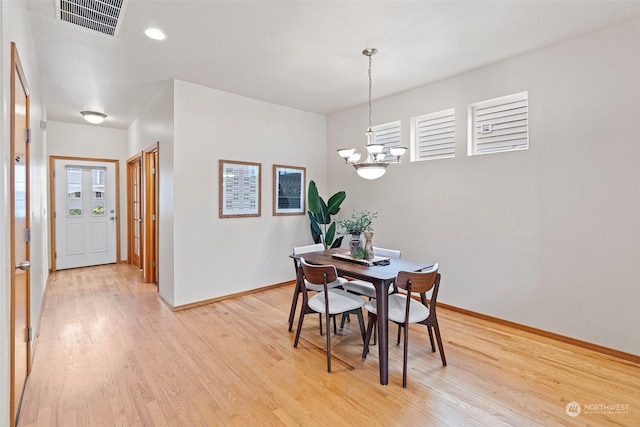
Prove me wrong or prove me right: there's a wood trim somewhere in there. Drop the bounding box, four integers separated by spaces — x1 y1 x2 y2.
126 153 143 267
49 156 121 271
10 42 32 427
167 275 637 363
161 272 638 364
143 144 159 283
436 301 640 364
166 281 295 312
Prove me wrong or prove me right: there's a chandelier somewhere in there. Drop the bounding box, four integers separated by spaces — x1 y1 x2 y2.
337 48 407 180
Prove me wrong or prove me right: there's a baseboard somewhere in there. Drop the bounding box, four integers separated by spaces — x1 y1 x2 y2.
159 279 639 364
436 301 640 364
166 280 295 312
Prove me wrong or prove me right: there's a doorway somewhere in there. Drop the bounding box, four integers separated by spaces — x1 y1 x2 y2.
10 42 31 427
50 157 120 271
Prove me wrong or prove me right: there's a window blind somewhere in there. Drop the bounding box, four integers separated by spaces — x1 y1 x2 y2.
470 92 528 155
412 109 455 161
372 121 401 162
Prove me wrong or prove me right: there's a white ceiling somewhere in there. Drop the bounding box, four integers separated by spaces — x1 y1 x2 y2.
26 0 640 129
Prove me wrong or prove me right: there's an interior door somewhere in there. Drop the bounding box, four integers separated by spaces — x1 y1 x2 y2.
10 42 31 427
144 147 159 283
54 159 117 270
127 154 143 268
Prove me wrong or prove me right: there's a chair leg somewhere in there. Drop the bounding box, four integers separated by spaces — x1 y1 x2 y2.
288 283 301 332
333 316 338 335
325 311 332 373
402 321 410 388
373 322 377 345
397 324 402 345
362 313 376 359
340 313 350 329
319 313 323 336
294 310 306 348
355 309 366 342
427 325 436 352
433 322 447 366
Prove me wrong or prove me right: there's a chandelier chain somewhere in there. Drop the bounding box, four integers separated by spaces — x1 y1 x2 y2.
368 52 372 130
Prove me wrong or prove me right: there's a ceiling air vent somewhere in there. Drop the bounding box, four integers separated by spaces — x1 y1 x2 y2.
57 0 128 37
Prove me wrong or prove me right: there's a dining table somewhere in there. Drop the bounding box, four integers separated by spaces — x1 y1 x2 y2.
290 248 433 385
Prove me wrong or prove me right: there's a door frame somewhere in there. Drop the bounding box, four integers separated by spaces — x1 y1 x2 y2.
143 143 159 283
10 41 31 427
49 156 121 272
127 152 143 268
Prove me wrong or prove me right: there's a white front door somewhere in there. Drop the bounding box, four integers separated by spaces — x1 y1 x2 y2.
54 159 117 269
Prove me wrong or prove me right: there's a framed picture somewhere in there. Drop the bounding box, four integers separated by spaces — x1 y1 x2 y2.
273 164 306 216
219 160 261 218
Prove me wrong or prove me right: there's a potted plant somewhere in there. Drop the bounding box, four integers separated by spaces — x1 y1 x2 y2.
337 210 377 255
307 180 346 249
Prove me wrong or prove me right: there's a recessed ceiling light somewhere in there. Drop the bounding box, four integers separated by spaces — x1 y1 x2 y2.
144 27 167 41
81 111 107 124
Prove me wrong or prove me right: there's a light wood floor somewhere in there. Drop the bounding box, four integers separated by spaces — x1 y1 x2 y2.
19 264 639 426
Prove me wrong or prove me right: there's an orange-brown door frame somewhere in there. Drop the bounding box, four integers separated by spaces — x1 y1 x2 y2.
143 143 159 283
127 153 143 268
10 42 31 427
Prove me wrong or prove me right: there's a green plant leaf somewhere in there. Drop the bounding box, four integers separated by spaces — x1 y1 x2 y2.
331 236 344 249
318 198 330 224
308 212 322 243
325 222 336 248
308 180 320 214
326 191 346 215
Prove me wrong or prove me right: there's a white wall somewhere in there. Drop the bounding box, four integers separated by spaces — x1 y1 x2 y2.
172 80 326 306
127 82 174 304
47 121 129 262
327 19 640 355
1 0 49 423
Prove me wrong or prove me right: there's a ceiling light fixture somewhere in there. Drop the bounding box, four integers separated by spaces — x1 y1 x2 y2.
144 27 167 41
80 111 107 124
337 48 407 180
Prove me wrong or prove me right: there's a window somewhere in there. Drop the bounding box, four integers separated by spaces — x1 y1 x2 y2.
469 91 528 155
410 108 455 161
372 120 401 162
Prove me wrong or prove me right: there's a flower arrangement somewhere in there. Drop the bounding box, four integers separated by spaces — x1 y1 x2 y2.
337 210 378 235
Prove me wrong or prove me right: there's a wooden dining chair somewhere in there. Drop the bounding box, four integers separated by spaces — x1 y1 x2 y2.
362 263 445 387
288 243 347 333
294 258 366 373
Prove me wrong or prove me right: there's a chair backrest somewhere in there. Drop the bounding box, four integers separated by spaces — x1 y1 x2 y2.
293 243 325 255
299 258 338 286
395 263 439 295
373 247 401 259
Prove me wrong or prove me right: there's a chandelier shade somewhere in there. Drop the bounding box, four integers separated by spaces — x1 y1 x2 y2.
355 163 388 180
337 48 408 179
